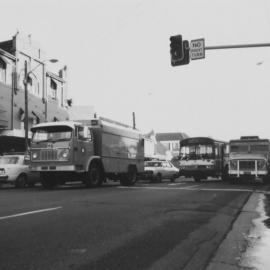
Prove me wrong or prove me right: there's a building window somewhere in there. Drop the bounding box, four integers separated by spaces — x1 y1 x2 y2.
172 141 179 151
50 78 57 99
0 58 7 83
27 74 40 96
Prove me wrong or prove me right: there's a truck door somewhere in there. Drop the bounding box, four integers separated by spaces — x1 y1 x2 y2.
74 126 93 169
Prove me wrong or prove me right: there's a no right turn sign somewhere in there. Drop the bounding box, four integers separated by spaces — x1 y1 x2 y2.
190 39 205 60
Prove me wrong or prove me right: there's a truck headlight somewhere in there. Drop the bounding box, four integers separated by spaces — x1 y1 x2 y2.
32 152 38 159
230 160 237 170
57 149 70 160
257 160 266 170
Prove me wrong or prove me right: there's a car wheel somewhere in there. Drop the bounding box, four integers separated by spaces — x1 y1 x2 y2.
194 175 201 182
27 182 35 188
15 174 27 188
156 173 162 183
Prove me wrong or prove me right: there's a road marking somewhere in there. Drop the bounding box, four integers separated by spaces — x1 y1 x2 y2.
168 182 185 186
0 206 62 221
118 186 254 192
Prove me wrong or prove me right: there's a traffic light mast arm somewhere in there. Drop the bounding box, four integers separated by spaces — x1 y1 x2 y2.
205 42 270 50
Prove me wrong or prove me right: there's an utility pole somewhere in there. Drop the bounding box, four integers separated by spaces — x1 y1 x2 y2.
24 60 28 152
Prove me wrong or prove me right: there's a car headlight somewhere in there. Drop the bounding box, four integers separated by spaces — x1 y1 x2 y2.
230 160 237 170
257 160 266 170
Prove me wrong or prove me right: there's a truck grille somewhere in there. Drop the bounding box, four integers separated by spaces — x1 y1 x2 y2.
40 149 58 161
239 160 255 170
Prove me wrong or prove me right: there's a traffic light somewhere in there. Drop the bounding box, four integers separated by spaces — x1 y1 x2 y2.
170 35 190 66
180 40 190 66
170 35 183 66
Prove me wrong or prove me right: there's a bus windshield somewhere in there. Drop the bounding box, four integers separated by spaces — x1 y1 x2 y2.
180 144 214 160
32 126 73 143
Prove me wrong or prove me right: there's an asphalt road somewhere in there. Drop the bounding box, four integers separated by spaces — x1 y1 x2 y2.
0 178 268 270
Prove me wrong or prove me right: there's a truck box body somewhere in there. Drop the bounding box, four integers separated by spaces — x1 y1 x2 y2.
30 118 144 188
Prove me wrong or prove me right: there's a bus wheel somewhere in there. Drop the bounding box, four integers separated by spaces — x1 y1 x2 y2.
41 173 57 189
86 163 103 188
194 176 201 182
221 166 229 181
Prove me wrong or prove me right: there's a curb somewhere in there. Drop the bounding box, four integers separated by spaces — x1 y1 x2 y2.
206 192 261 270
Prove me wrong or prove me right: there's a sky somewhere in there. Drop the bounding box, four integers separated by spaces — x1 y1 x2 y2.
1 0 270 141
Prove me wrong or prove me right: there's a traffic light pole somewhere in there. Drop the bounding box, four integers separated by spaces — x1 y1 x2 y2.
205 42 270 50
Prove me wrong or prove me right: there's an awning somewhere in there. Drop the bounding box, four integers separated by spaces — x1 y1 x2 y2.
0 55 11 65
32 110 44 122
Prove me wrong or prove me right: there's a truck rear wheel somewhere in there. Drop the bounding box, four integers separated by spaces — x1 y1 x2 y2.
85 163 103 188
120 166 137 186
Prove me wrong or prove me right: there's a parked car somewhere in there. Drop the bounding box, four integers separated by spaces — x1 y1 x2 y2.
0 153 39 188
142 160 180 182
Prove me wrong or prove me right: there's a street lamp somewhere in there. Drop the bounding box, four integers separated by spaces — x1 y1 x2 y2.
23 58 58 152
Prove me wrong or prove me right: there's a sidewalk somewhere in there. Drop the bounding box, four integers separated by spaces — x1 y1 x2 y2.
206 192 261 270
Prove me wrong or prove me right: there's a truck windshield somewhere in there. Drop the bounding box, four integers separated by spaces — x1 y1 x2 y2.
230 143 269 153
180 144 214 160
32 126 73 143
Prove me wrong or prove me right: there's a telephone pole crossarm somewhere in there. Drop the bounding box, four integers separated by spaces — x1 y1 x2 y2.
205 43 270 50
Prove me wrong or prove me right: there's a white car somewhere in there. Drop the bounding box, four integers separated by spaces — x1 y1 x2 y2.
142 160 180 182
0 154 39 188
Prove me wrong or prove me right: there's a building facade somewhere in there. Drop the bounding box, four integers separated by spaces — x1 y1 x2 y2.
156 132 189 160
0 33 69 153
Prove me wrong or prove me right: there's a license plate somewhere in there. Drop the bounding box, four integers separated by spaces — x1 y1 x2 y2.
244 171 251 175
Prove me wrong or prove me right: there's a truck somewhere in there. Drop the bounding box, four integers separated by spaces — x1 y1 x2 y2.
29 117 145 188
228 136 270 183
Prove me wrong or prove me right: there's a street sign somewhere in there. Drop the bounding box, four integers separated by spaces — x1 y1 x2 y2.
190 38 205 60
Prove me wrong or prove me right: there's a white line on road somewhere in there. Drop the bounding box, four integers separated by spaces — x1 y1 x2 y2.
168 182 185 186
185 185 200 189
0 206 62 221
118 186 255 192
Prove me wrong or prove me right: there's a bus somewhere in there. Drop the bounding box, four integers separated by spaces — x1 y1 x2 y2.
179 137 228 182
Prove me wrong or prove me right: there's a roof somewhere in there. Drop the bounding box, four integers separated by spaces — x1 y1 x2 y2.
181 137 226 146
155 132 188 141
31 121 81 130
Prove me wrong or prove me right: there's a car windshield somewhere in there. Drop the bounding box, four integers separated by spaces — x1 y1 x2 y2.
32 126 72 143
0 156 19 165
145 161 162 167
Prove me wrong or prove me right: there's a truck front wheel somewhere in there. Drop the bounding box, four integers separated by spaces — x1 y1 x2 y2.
85 163 103 188
40 173 58 189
